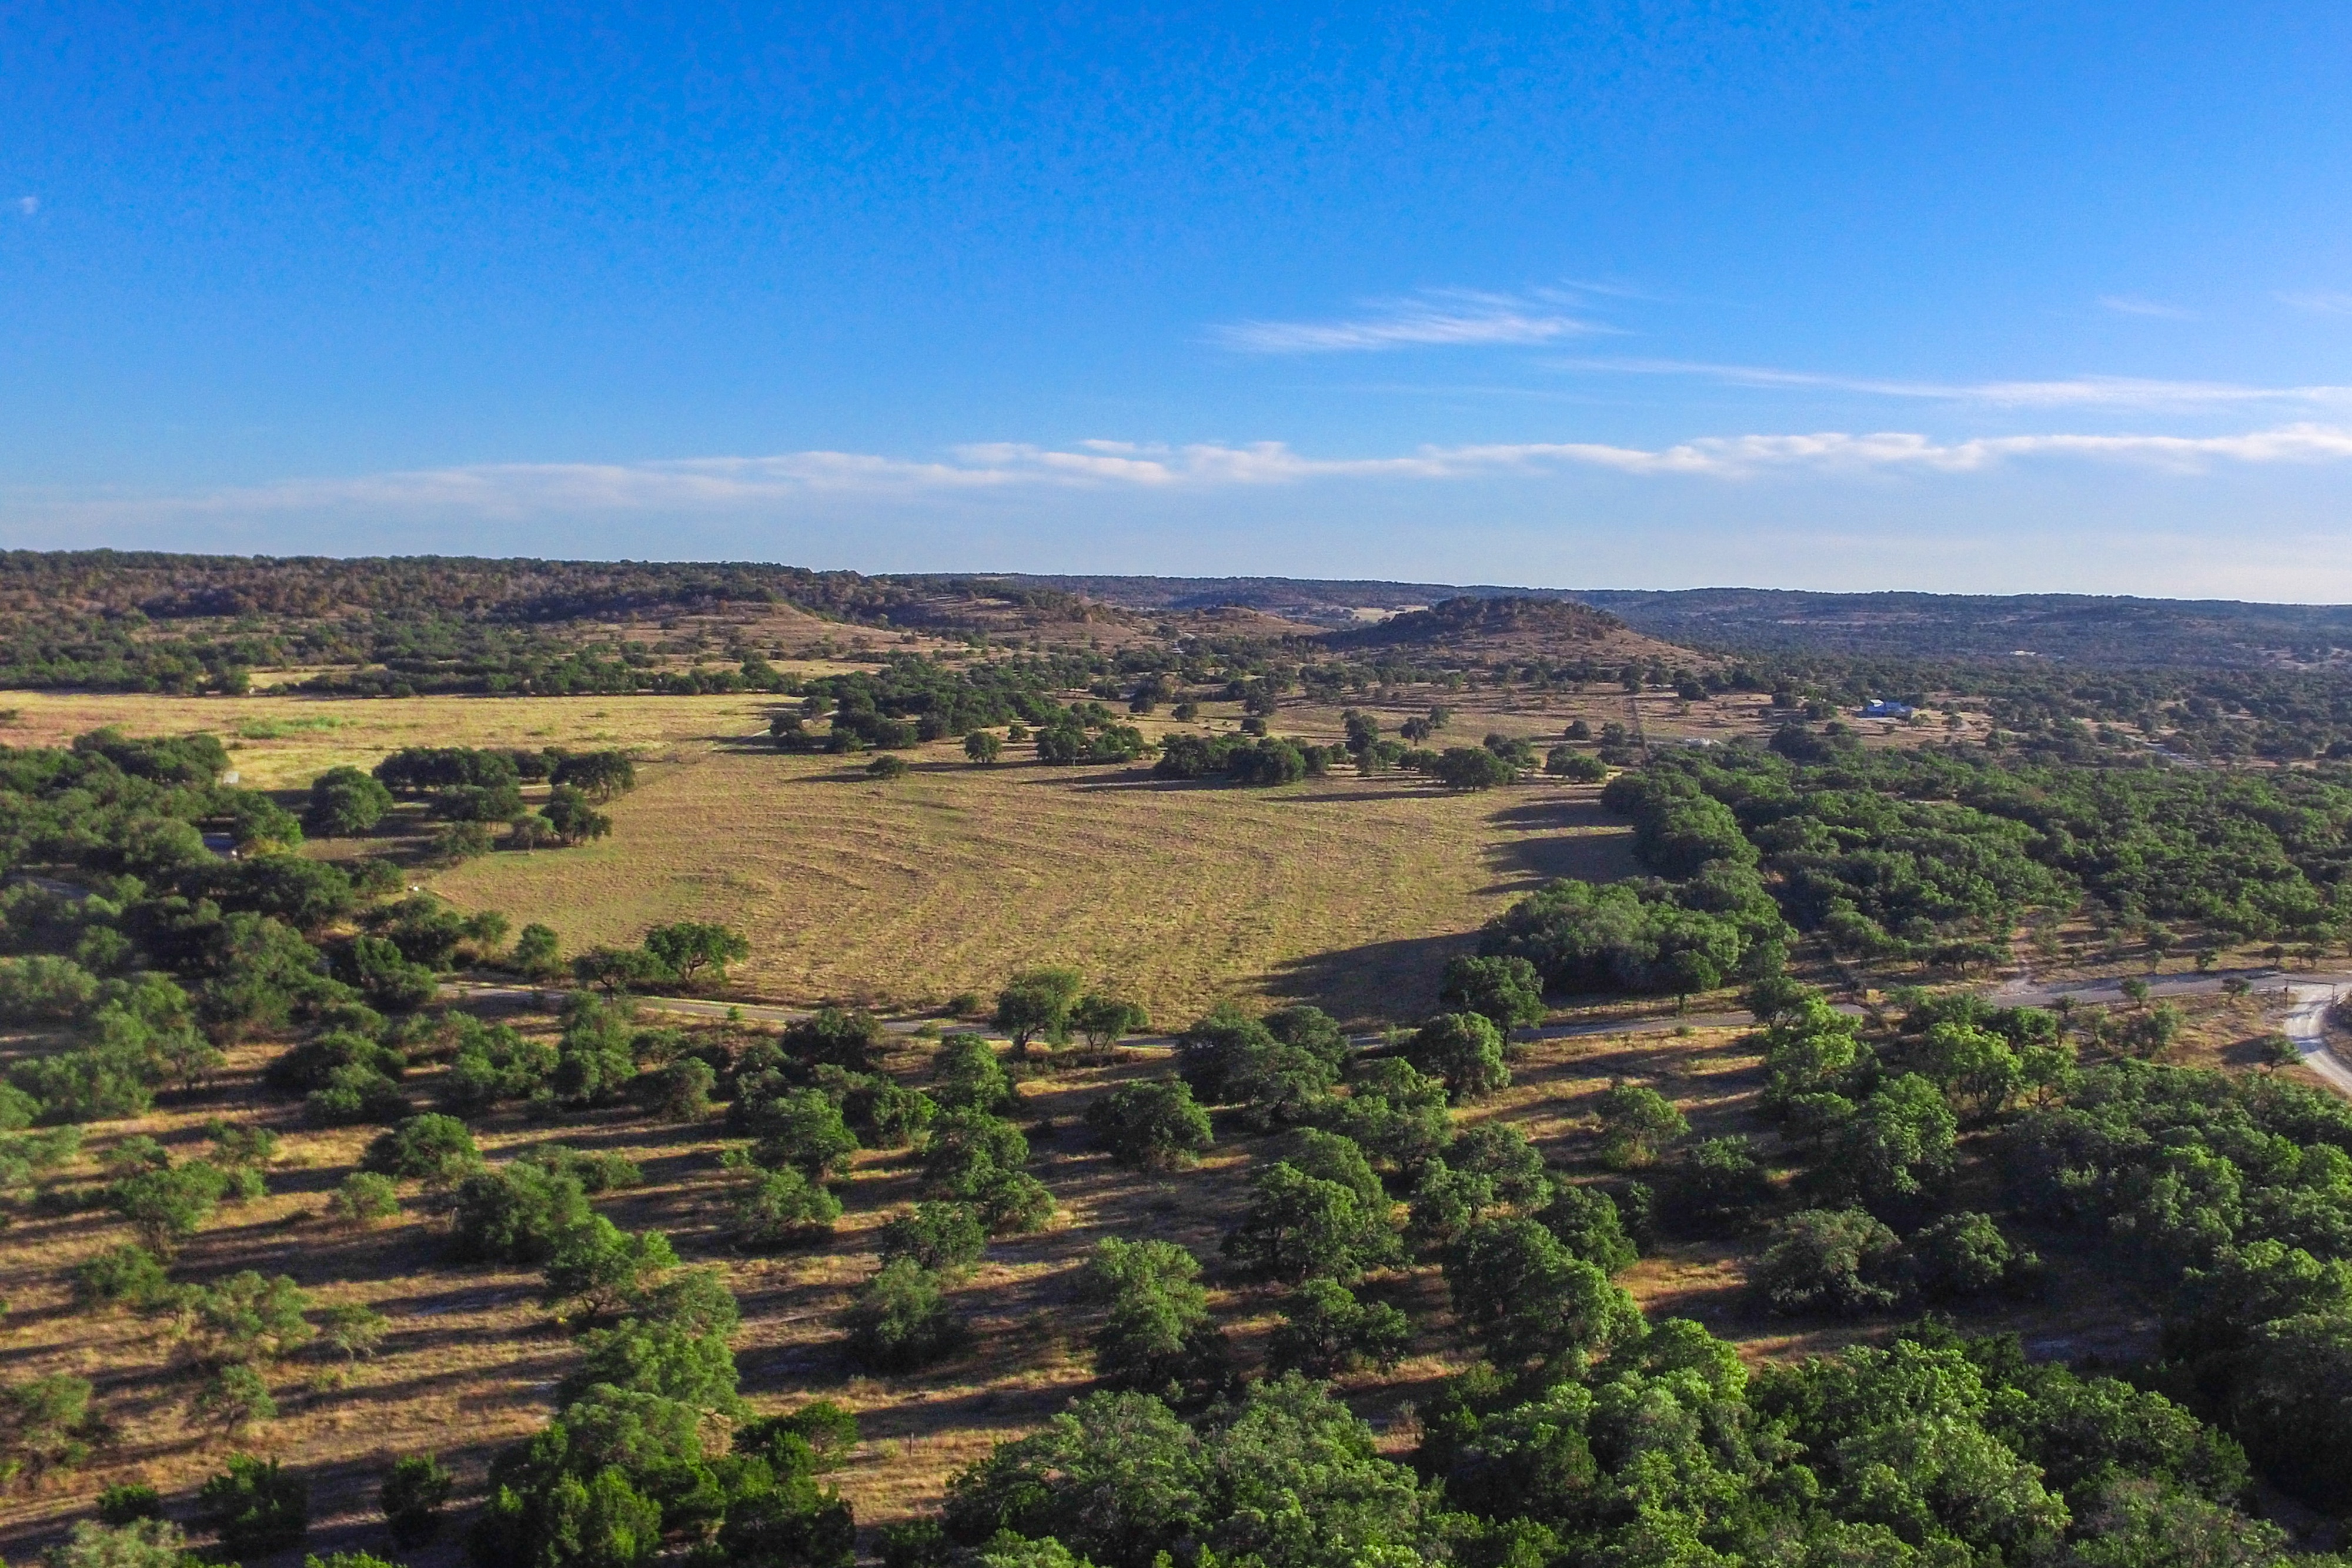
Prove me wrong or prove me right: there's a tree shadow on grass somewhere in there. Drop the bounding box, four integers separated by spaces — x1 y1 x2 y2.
1478 795 1641 897
1267 934 1475 1029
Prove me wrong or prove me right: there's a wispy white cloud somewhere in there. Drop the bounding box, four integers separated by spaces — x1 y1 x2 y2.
28 420 2352 527
2279 289 2352 316
1545 356 2352 410
12 196 35 218
2099 294 2196 319
1212 288 1604 353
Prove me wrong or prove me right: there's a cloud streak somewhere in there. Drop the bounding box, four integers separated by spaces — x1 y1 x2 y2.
1212 289 1603 353
1545 356 2352 411
2098 294 2196 319
27 420 2352 526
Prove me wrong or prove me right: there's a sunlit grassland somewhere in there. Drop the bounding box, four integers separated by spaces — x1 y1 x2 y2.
0 687 1647 1024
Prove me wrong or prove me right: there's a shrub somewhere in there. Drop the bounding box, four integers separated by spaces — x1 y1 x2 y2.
0 1373 102 1483
108 1159 230 1254
193 1363 278 1434
72 1243 172 1312
361 1114 482 1185
447 1165 592 1265
381 1452 455 1546
1081 1238 1220 1395
1906 1210 2040 1301
320 1302 389 1360
1663 1135 1773 1236
731 1165 843 1249
1593 1080 1688 1169
540 1219 678 1321
1755 1208 1905 1316
196 1453 310 1558
1406 1012 1509 1101
189 1270 315 1364
1085 1078 1213 1170
1266 1278 1411 1377
519 1143 643 1193
42 1519 195 1568
96 1482 163 1524
970 1169 1056 1235
746 1088 861 1177
842 1259 968 1372
878 1202 988 1273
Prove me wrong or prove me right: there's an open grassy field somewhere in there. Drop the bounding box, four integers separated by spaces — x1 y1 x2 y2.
0 687 1655 1025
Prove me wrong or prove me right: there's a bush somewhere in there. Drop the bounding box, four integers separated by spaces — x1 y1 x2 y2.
361 1114 482 1185
1081 1238 1220 1395
1405 1012 1509 1102
1438 955 1546 1033
1593 1079 1688 1169
1663 1135 1774 1236
96 1482 163 1525
1266 1277 1411 1378
1085 1078 1214 1170
540 1219 678 1321
1221 1162 1395 1282
731 1165 843 1249
1755 1208 1905 1316
519 1143 643 1194
878 1202 988 1273
42 1519 196 1568
447 1165 593 1265
1906 1210 2040 1301
381 1452 455 1546
108 1159 230 1254
970 1168 1056 1235
0 1373 102 1483
196 1453 310 1558
746 1088 861 1177
193 1363 277 1433
922 1110 1028 1196
842 1259 968 1373
72 1243 172 1312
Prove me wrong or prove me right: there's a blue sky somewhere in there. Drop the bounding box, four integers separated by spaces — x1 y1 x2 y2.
5 3 2351 596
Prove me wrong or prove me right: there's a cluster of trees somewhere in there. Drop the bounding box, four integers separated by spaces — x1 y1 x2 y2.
1480 861 1790 999
340 744 638 855
1153 732 1341 786
573 921 752 997
1601 744 2352 960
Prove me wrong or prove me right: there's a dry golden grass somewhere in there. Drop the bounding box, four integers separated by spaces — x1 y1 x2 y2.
0 687 1646 1025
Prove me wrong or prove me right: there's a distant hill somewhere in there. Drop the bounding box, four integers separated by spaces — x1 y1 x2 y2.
1571 589 2352 669
974 573 2352 670
1321 594 1638 653
937 573 1588 627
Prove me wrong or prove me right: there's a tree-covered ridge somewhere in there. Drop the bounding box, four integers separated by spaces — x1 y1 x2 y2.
1603 745 2352 959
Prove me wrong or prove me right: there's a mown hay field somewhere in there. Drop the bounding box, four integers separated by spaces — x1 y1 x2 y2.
0 688 1643 1024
